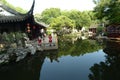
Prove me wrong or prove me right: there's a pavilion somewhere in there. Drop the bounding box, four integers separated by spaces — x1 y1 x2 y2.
106 24 120 39
0 0 46 39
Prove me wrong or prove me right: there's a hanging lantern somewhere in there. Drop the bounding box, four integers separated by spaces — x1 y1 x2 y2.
27 23 30 26
27 29 31 33
26 23 31 33
33 26 36 29
27 26 30 29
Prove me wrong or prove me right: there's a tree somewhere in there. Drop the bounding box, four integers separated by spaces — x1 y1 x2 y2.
107 0 120 24
40 8 61 24
50 16 75 32
36 7 98 32
94 0 120 25
62 10 97 29
34 13 42 22
62 10 82 30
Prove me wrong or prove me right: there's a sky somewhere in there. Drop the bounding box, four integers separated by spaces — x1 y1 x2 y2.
6 0 96 14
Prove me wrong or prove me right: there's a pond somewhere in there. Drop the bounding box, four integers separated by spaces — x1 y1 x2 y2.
0 36 120 80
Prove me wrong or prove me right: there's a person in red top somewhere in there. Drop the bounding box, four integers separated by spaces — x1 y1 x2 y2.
38 36 42 46
48 34 52 46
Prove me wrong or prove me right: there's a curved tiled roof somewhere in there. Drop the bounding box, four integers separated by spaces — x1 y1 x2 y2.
0 0 35 23
0 15 30 23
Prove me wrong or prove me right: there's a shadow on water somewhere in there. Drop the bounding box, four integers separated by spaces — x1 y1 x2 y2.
89 40 120 80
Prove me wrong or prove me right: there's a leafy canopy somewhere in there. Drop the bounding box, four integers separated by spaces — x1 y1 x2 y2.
50 16 75 30
94 0 120 24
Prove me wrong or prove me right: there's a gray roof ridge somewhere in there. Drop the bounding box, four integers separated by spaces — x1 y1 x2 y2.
0 4 24 16
0 0 35 16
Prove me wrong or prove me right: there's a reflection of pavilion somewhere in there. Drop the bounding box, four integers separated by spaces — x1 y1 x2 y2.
0 52 46 80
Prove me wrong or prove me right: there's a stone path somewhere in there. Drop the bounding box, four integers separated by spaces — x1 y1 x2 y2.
30 35 58 51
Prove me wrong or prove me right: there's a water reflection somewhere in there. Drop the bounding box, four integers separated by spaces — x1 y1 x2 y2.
40 36 105 80
0 36 108 80
103 40 120 55
58 36 102 56
89 40 120 80
0 53 46 80
0 50 59 80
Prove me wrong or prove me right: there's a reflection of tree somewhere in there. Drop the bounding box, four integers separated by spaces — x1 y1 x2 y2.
89 55 120 80
89 40 120 80
0 52 46 80
58 36 102 57
103 40 120 55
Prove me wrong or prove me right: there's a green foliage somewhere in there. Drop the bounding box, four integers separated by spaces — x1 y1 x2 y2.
89 54 120 80
15 32 23 41
58 36 102 56
96 26 105 35
107 0 120 24
2 32 10 42
40 8 61 24
80 11 93 27
34 13 42 22
0 0 7 4
94 0 120 25
61 10 97 29
35 8 98 32
62 10 82 29
50 16 75 31
7 32 15 43
1 32 25 44
15 7 27 13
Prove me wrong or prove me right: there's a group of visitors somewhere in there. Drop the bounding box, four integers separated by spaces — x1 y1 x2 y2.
37 28 53 46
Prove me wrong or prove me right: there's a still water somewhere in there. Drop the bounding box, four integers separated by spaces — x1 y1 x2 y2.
40 50 105 80
0 36 120 80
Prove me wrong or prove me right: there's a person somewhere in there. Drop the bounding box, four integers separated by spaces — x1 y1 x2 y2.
38 36 42 46
40 28 44 38
48 34 52 46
